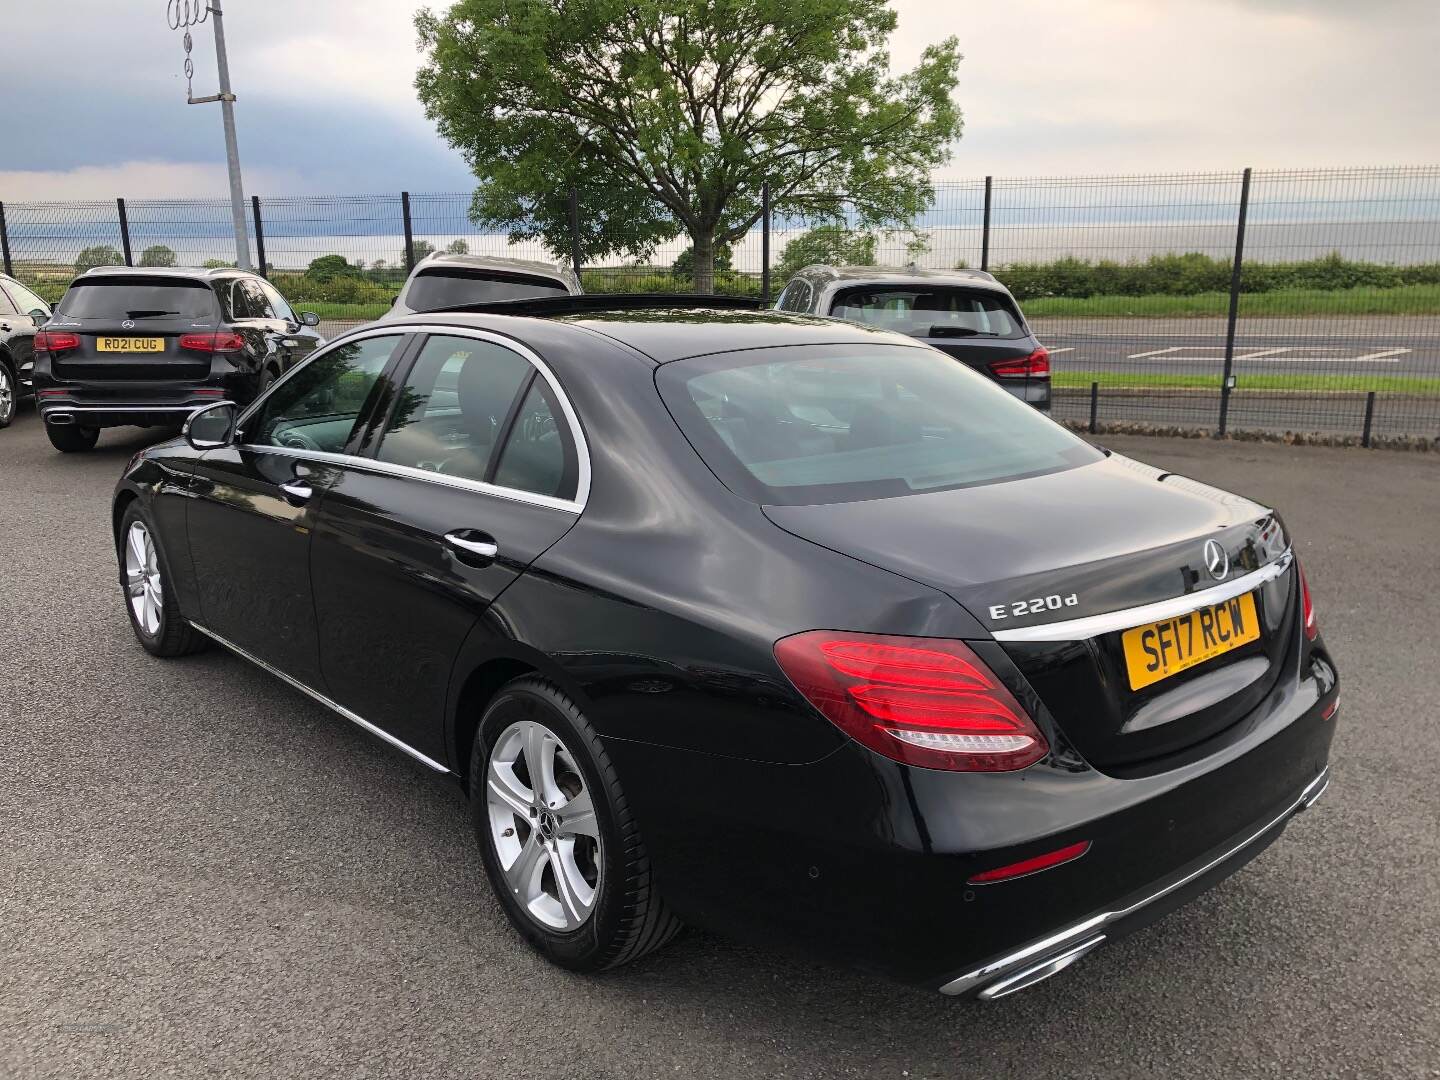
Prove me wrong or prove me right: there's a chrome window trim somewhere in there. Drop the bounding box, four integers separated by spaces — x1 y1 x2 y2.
990 549 1293 643
189 621 451 774
235 323 592 512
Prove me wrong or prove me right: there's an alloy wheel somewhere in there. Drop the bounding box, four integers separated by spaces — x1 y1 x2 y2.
0 367 13 424
124 521 163 636
485 719 602 931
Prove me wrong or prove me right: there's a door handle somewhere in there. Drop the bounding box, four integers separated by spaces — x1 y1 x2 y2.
279 480 313 505
444 531 499 565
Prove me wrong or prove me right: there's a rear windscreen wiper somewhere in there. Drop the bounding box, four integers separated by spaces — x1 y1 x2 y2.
926 326 997 338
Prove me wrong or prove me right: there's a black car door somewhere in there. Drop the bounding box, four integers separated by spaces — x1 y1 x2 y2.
185 331 412 687
307 330 584 762
258 278 321 373
232 277 293 382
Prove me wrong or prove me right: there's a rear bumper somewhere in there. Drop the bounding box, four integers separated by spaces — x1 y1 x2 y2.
940 766 1330 998
37 387 231 429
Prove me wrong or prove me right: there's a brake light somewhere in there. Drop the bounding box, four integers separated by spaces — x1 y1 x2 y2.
179 332 244 353
773 631 1049 771
968 840 1091 884
33 330 80 354
988 347 1049 378
1299 562 1318 640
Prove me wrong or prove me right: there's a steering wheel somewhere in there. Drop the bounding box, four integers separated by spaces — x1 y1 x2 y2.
277 428 322 452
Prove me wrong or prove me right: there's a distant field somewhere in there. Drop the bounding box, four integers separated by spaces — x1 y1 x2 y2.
1054 371 1440 395
1024 284 1440 318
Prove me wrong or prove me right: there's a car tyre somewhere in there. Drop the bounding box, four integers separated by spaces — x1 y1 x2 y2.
119 503 208 658
472 676 682 973
46 423 100 453
0 361 16 428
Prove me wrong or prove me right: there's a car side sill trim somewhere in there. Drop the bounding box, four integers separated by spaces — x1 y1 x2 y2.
188 621 452 774
991 550 1293 643
939 763 1329 997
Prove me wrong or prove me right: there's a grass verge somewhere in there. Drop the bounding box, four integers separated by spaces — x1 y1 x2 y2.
1024 283 1440 318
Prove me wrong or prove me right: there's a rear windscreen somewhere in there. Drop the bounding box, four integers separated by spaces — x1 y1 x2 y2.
659 343 1099 505
56 279 219 321
829 286 1024 339
405 270 571 311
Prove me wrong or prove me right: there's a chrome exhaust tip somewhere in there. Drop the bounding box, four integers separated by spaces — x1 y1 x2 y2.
45 412 75 425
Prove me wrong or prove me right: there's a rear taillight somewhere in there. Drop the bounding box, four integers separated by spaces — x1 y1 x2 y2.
773 631 1049 771
34 330 80 354
179 332 244 353
988 347 1049 378
1299 562 1318 640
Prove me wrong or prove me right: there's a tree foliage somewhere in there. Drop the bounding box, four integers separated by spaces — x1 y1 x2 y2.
446 238 470 255
415 0 963 290
306 254 362 282
775 225 878 279
74 245 124 273
138 244 177 267
671 241 732 280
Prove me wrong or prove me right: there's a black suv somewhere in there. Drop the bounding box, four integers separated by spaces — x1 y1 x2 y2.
0 273 54 429
775 265 1052 412
34 266 323 452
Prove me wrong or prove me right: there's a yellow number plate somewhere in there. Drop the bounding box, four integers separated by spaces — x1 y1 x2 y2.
1122 592 1259 691
96 337 164 352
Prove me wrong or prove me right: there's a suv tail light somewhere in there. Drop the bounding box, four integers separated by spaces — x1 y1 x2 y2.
988 347 1049 378
1299 561 1318 640
179 332 244 353
773 631 1049 771
34 330 80 354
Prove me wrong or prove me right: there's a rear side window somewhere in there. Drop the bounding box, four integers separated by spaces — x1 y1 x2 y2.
56 278 219 322
659 344 1099 505
829 286 1024 339
4 279 49 316
404 270 570 311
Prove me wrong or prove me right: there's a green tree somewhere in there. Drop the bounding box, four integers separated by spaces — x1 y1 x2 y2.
671 242 733 282
776 225 878 279
406 239 438 266
446 238 470 255
74 245 124 272
202 258 236 269
138 244 177 267
306 254 362 282
415 0 963 293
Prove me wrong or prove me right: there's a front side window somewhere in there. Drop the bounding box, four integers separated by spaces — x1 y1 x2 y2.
404 270 570 311
4 279 49 316
660 343 1099 505
243 335 403 453
829 286 1024 339
258 280 297 323
238 279 276 320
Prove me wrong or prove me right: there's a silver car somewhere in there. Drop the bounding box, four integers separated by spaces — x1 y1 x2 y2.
387 254 582 316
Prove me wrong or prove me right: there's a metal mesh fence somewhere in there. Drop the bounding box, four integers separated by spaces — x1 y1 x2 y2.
3 165 1437 442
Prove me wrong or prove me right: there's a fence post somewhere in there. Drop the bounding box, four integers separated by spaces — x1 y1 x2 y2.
568 187 582 279
1089 381 1099 434
0 202 12 278
760 181 772 305
1361 391 1376 448
980 175 993 272
401 191 416 272
1218 167 1252 437
117 197 134 266
251 195 268 279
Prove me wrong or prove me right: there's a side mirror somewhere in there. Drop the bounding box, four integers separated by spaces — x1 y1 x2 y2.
184 401 238 450
299 311 321 327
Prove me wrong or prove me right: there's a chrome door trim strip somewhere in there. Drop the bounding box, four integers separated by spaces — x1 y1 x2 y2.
233 322 592 511
189 621 451 774
940 764 1329 996
238 444 583 514
991 549 1293 643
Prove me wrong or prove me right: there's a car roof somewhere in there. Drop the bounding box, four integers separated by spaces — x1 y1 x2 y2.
378 306 922 365
791 263 1009 294
409 253 581 289
73 265 257 282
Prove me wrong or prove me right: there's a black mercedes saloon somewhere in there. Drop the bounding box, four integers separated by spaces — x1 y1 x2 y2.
111 297 1337 998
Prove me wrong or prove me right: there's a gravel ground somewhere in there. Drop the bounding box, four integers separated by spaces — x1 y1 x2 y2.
1 408 1437 1080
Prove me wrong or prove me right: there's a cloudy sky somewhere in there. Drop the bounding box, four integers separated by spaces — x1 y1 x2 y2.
0 0 1435 201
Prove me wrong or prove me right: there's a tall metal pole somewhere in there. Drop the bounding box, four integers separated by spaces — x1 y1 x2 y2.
1218 167 1252 438
760 181 772 305
981 175 993 272
209 0 251 269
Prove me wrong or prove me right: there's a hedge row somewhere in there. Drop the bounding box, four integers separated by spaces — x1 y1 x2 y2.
992 251 1440 301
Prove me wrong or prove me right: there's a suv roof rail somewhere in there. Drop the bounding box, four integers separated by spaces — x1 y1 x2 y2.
419 293 764 318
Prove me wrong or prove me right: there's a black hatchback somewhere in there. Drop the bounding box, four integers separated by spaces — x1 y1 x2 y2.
34 266 323 452
111 296 1336 998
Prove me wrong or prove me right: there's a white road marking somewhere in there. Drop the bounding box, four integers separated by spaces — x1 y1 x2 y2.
1350 347 1412 362
1047 347 1075 354
1127 347 1184 358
